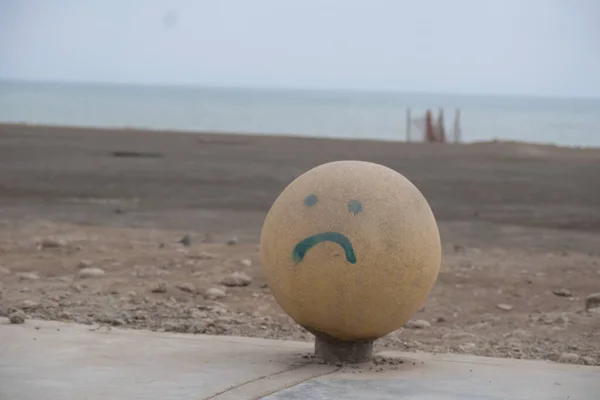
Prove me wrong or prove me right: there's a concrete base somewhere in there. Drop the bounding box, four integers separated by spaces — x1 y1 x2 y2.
0 318 598 400
314 334 373 364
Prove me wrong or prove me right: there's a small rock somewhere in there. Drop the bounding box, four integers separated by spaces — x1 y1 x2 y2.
58 311 72 319
221 272 252 287
0 266 11 276
21 300 39 310
78 267 105 279
496 303 513 311
20 287 31 293
226 236 238 246
39 238 66 249
77 260 94 269
205 287 227 300
70 283 83 293
9 310 26 324
557 353 580 364
17 272 39 281
458 342 477 352
436 316 447 323
405 319 431 329
176 283 196 293
179 234 192 247
453 244 465 252
582 357 597 366
240 258 253 267
585 293 600 310
151 281 168 293
552 288 573 297
110 318 126 327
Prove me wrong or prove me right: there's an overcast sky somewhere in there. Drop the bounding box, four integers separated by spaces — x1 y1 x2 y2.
1 0 599 97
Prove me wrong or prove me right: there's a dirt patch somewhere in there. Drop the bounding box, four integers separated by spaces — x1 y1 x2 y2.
0 124 599 367
0 222 598 366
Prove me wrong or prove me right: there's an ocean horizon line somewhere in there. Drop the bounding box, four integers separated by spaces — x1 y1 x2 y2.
2 78 599 103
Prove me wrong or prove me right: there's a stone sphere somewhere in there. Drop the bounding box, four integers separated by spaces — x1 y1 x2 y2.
260 160 441 341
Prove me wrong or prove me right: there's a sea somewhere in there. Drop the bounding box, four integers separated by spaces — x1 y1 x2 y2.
1 80 599 148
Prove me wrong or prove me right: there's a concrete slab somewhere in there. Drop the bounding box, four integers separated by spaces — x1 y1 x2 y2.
265 351 600 400
0 318 333 400
1 318 598 400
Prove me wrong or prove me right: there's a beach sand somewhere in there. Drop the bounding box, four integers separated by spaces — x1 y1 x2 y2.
0 123 599 365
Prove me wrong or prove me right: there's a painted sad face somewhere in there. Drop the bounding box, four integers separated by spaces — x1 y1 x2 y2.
292 194 363 265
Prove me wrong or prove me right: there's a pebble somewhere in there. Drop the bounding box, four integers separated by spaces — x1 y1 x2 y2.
77 260 94 269
39 238 66 249
221 272 252 287
21 300 39 310
405 319 431 329
582 357 597 366
110 318 126 327
585 293 600 311
176 283 196 293
205 287 227 300
70 283 83 293
179 234 192 247
240 258 253 267
9 310 26 324
227 237 238 246
496 303 513 311
0 266 11 276
558 353 580 364
58 311 72 320
470 321 491 330
17 272 39 281
151 281 168 293
552 288 573 297
78 267 105 279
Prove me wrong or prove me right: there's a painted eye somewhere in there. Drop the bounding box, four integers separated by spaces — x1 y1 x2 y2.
348 199 363 215
304 194 318 207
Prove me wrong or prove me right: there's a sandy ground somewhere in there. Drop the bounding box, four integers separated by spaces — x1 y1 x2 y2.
0 123 599 366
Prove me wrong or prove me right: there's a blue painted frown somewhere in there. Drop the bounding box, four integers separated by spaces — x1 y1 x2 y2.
292 195 363 264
